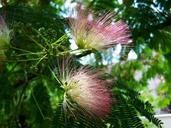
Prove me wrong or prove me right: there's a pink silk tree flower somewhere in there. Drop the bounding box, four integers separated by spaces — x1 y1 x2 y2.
69 8 132 50
61 68 112 118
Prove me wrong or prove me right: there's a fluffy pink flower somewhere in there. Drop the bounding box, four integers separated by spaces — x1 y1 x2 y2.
69 7 131 50
61 68 112 118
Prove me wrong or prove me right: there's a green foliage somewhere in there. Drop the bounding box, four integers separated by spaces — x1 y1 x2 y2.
110 46 171 110
105 81 162 128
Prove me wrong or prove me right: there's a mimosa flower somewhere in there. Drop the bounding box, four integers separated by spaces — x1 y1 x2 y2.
69 8 131 50
67 69 112 117
56 63 112 118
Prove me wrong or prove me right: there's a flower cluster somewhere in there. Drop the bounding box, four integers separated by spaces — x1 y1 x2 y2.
56 6 132 119
60 67 112 118
69 7 131 50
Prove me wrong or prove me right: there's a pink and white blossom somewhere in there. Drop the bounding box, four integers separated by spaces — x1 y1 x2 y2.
69 7 132 50
60 67 112 118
